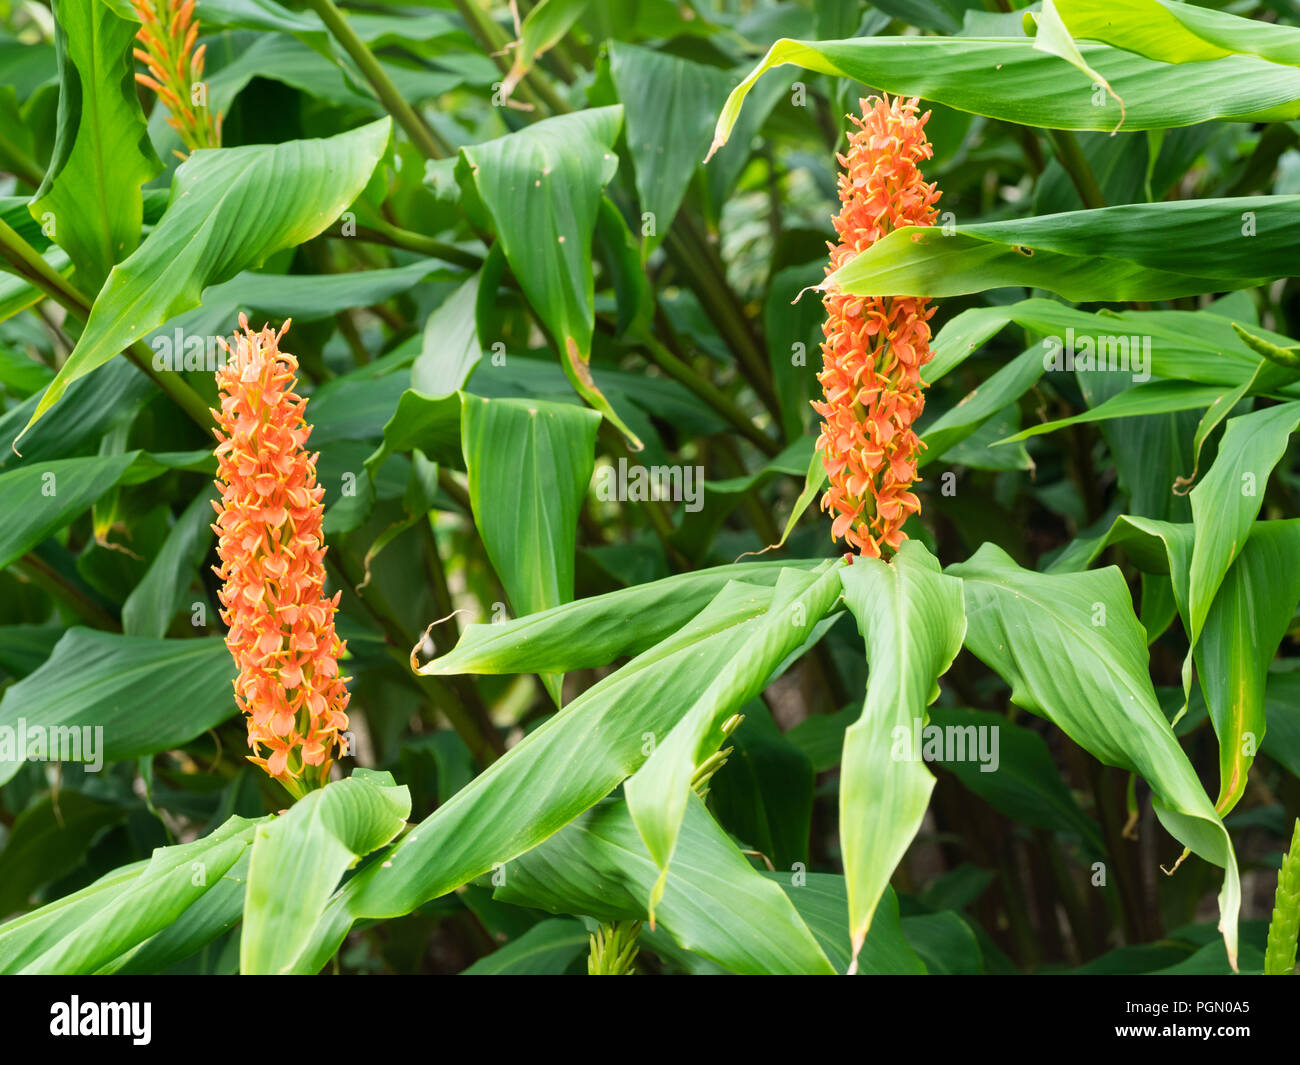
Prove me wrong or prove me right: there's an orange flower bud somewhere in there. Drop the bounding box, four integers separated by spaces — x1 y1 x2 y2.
813 95 941 558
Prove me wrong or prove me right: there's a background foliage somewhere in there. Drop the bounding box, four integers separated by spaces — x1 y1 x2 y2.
1 0 1299 975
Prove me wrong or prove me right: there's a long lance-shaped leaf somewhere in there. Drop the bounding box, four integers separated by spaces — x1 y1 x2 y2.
0 861 145 973
293 580 783 971
998 382 1239 445
1055 0 1300 67
0 814 266 974
708 36 1300 159
948 544 1241 968
838 541 965 972
1187 402 1300 652
29 0 161 293
461 394 602 705
624 561 845 917
457 107 640 446
419 557 822 677
241 770 410 975
1054 512 1300 812
17 118 391 443
927 298 1300 395
825 199 1300 304
1192 521 1300 815
496 795 835 975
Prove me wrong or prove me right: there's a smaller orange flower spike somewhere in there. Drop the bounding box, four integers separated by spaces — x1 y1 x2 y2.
212 316 349 797
131 0 221 155
813 95 941 559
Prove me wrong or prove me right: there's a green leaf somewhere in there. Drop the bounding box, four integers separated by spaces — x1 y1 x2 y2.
928 298 1300 395
926 707 1104 854
462 918 588 975
770 873 926 975
413 272 482 396
421 557 820 678
18 118 391 442
827 199 1300 303
920 346 1045 461
624 561 843 913
998 381 1228 444
948 544 1241 968
1193 520 1300 814
121 486 217 637
607 42 732 255
838 540 965 970
709 36 1300 155
461 394 602 703
495 793 835 974
1187 401 1300 648
0 451 178 569
0 814 264 974
1054 0 1300 68
457 108 640 445
29 0 161 292
0 791 127 915
297 580 780 971
0 630 236 786
1026 0 1123 130
241 769 410 974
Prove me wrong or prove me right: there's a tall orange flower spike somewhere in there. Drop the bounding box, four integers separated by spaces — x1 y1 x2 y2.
212 316 350 798
813 95 941 559
132 0 222 155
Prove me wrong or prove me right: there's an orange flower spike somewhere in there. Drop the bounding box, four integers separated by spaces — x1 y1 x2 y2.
812 95 941 559
212 316 351 798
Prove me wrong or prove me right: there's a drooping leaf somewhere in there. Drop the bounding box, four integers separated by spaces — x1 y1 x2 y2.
709 35 1300 157
1192 520 1300 814
296 581 784 971
0 814 265 974
495 793 835 975
1187 401 1300 648
421 557 821 678
1054 0 1300 68
121 486 217 638
948 544 1241 967
29 0 161 293
838 541 965 970
457 108 639 444
827 199 1300 303
460 394 602 702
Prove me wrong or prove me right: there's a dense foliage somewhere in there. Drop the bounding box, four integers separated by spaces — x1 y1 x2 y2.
1 0 1299 976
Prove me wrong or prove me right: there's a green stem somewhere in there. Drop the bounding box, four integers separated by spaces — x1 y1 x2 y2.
0 131 44 188
11 552 121 631
1044 128 1106 210
451 0 568 115
328 549 504 765
662 219 783 428
305 0 453 160
347 219 485 270
633 329 778 457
